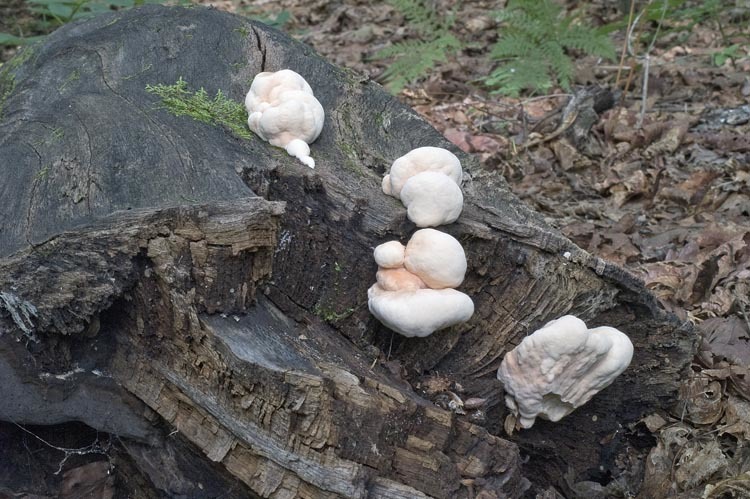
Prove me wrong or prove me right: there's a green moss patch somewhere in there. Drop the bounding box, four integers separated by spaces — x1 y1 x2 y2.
145 77 252 140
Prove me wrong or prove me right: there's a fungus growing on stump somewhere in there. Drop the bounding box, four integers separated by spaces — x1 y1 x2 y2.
497 315 634 429
368 229 474 337
382 147 464 227
245 69 324 168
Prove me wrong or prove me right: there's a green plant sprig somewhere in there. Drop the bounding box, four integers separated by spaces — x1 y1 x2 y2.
145 77 252 140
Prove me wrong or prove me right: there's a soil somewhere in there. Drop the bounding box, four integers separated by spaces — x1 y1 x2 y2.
2 0 749 497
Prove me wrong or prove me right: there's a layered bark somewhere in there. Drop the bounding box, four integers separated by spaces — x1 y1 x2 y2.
0 5 694 497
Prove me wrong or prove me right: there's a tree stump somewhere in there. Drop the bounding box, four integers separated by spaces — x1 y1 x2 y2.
0 6 695 497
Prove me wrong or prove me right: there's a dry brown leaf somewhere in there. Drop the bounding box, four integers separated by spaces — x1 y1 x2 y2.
700 316 750 366
673 374 724 425
444 128 472 153
642 413 669 432
719 395 750 440
674 438 728 491
639 441 674 498
644 123 688 158
659 170 720 206
703 473 750 499
701 131 750 153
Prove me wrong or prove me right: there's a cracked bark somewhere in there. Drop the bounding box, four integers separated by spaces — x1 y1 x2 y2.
0 5 694 498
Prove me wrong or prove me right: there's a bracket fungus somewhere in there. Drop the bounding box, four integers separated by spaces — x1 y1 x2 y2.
368 229 474 337
497 315 634 429
382 147 464 227
245 69 324 168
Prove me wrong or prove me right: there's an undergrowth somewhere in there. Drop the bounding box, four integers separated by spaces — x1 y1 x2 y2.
0 0 189 46
483 0 615 96
145 78 251 139
370 0 461 93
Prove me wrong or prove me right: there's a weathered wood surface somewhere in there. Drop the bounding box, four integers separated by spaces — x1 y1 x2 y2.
0 5 695 497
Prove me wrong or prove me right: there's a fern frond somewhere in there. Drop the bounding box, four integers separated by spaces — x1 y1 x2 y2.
484 0 614 96
387 0 454 37
372 0 462 93
377 33 459 93
540 40 573 88
490 31 537 59
561 25 617 60
484 60 553 97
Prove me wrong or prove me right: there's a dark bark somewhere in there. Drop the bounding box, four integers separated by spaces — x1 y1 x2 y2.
0 5 695 497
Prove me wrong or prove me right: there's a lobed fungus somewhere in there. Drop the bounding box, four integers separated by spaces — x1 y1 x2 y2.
368 229 474 338
497 315 634 429
382 147 464 227
245 69 324 168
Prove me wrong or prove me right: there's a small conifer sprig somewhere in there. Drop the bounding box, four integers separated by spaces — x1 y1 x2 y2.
146 78 252 139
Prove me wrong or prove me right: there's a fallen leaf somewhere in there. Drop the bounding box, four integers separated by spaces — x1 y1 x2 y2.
674 438 728 491
719 395 750 439
700 316 750 366
673 374 724 425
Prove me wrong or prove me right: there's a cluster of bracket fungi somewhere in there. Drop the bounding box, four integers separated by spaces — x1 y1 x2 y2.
245 69 634 430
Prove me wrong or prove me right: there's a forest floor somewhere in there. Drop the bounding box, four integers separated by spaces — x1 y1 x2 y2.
2 0 750 497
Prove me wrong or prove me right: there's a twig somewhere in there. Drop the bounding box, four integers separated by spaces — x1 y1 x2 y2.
615 0 637 86
626 0 670 129
519 93 572 106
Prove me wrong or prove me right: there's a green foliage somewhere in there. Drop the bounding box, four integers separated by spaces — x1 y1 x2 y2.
0 0 190 47
371 0 462 93
606 0 749 47
483 0 616 96
243 10 291 30
712 44 742 66
145 78 252 140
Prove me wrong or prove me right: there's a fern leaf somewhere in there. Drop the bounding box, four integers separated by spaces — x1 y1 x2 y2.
485 60 552 97
484 0 614 95
377 34 459 92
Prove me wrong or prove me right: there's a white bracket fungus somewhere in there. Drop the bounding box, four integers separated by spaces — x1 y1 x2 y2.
497 315 634 429
245 69 324 168
382 147 464 227
368 229 474 337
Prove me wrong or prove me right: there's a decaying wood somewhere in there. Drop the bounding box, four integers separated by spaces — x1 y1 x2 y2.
0 5 695 497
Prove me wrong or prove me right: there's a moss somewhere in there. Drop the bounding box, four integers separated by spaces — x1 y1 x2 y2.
122 63 153 81
145 77 252 140
314 304 355 323
58 69 80 93
233 26 250 38
338 141 364 175
34 164 52 181
0 46 34 120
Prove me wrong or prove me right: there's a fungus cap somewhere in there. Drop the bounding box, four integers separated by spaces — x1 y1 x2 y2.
244 69 313 112
245 70 324 168
367 285 474 338
373 241 406 269
403 229 467 289
497 315 634 429
400 171 463 227
376 268 426 292
382 147 462 198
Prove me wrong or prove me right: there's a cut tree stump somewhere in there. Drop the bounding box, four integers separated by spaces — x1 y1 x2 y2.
0 6 695 498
